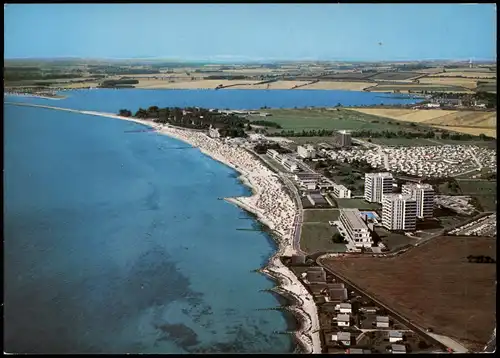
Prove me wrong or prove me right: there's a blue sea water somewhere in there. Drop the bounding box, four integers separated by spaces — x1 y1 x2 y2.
4 89 419 353
4 104 293 353
5 88 422 113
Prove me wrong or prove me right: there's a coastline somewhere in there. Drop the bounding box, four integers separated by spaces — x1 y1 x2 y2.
4 101 322 354
4 92 67 100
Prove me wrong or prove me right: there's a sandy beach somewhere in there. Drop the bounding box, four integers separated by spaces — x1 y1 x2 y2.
4 92 67 100
4 101 322 354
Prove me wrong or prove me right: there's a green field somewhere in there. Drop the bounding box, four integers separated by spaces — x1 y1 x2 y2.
334 198 381 210
458 180 497 195
364 137 497 148
374 227 417 251
437 180 497 212
253 108 431 133
300 223 346 253
303 209 339 223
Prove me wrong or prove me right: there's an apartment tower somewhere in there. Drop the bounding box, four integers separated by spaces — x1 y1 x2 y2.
382 194 417 231
401 183 434 219
364 172 394 203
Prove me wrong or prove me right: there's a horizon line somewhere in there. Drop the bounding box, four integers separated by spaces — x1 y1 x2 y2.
4 56 497 63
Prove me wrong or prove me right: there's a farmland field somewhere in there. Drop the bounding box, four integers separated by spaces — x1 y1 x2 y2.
298 81 374 91
417 77 481 89
429 72 496 79
347 108 497 137
368 72 421 81
258 108 434 133
433 125 496 138
320 72 375 80
367 84 472 93
320 236 497 351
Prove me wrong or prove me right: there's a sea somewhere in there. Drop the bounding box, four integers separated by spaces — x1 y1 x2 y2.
4 89 421 353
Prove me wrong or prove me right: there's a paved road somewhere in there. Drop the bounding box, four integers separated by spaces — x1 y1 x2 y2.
316 257 470 353
468 148 483 169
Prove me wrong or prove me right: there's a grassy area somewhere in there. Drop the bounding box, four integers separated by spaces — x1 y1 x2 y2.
300 223 346 253
256 108 433 133
334 198 381 210
364 137 497 148
374 227 417 251
471 195 497 212
458 180 497 195
303 209 340 223
436 139 496 149
362 137 441 146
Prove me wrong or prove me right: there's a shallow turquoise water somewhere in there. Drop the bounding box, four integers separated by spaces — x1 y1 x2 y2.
4 104 293 353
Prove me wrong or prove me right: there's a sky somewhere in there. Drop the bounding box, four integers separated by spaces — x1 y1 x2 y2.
4 4 497 61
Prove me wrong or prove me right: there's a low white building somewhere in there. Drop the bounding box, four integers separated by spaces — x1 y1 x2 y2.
376 316 390 328
300 179 318 190
391 344 406 354
282 159 299 172
248 133 265 142
317 178 336 191
208 126 220 138
266 149 280 159
335 303 352 314
336 314 351 327
333 184 352 199
297 144 317 159
339 209 372 248
331 331 351 346
389 331 404 343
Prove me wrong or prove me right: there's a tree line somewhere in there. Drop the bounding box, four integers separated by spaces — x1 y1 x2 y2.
272 128 491 142
118 106 249 137
466 255 496 263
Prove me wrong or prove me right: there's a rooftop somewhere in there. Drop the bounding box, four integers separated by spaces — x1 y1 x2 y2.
383 194 416 203
377 316 390 323
389 331 403 338
341 209 369 229
335 331 351 340
391 344 406 352
337 314 350 322
402 183 434 190
365 172 393 178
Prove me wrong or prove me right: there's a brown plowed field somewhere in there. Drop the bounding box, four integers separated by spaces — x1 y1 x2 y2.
321 236 496 351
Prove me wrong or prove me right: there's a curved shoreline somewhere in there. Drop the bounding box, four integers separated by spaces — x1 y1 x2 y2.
4 101 322 354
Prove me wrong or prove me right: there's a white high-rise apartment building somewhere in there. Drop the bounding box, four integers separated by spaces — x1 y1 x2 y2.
401 183 434 219
382 194 417 231
334 130 352 147
364 172 394 203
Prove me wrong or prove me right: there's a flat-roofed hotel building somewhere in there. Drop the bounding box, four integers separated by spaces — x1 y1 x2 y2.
339 209 372 248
